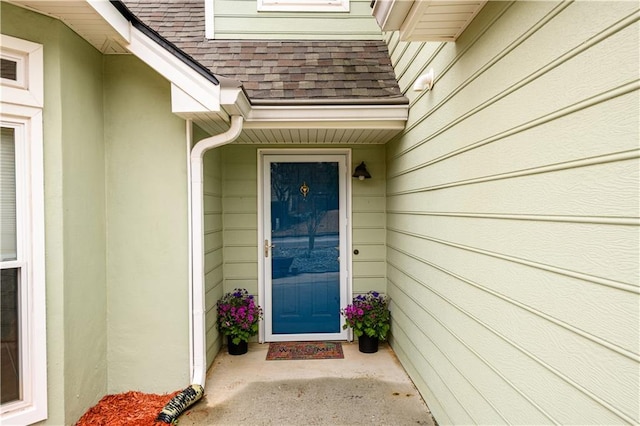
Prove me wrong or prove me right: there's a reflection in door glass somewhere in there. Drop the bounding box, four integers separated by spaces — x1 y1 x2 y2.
1 268 20 404
1 127 20 403
1 127 17 261
270 162 341 334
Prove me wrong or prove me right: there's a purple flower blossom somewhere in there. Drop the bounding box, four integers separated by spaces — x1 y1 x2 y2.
216 288 263 343
341 291 390 340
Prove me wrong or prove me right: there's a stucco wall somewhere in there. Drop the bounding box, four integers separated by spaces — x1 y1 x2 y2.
58 19 108 424
1 3 108 424
104 55 190 394
213 0 381 40
385 1 639 424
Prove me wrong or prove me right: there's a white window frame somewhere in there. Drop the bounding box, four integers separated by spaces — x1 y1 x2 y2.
0 35 43 109
204 0 214 39
258 0 349 12
0 34 47 426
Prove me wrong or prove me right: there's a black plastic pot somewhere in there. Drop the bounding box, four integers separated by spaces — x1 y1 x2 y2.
358 334 379 353
227 336 248 355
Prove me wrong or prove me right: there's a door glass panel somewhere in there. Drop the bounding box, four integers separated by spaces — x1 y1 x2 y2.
270 162 340 334
1 127 17 261
1 268 20 403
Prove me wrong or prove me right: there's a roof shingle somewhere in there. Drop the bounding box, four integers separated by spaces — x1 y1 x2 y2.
123 0 406 104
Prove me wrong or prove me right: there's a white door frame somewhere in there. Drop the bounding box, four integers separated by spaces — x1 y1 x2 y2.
257 148 352 342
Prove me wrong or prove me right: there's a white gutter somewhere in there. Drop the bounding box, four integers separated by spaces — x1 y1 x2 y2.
189 115 244 386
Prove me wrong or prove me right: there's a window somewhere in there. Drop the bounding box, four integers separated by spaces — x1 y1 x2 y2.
0 34 46 425
0 58 18 81
258 0 349 12
0 34 43 108
1 126 20 404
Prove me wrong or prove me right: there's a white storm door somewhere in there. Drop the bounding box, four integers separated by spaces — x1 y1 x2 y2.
260 150 350 342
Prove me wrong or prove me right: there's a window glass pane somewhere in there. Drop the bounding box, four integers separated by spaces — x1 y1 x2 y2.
1 127 17 261
0 59 17 81
1 268 20 404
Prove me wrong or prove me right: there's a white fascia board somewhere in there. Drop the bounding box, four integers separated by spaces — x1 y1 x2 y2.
372 0 413 32
171 83 211 113
205 0 214 40
173 78 248 116
243 104 408 129
220 88 252 117
127 26 220 111
86 0 131 43
85 0 220 112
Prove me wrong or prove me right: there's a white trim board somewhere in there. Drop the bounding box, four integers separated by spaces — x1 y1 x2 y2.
0 35 47 424
258 148 353 343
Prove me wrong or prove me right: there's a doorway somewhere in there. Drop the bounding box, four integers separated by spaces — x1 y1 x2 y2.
259 149 351 342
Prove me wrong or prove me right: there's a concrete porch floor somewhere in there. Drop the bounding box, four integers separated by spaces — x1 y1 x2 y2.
180 341 436 425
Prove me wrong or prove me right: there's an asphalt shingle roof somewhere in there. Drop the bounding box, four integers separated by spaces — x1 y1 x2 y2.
122 0 406 104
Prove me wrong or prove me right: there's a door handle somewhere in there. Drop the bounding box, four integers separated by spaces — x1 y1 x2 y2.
264 239 275 257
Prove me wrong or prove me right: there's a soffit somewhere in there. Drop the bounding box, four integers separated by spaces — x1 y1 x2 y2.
372 0 487 42
8 0 408 144
184 107 406 144
7 0 129 53
233 128 402 145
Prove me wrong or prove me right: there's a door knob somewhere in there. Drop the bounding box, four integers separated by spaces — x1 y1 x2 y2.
264 239 275 257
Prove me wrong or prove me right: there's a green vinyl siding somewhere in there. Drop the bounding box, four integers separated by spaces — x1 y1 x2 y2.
385 1 639 425
208 142 382 359
202 137 225 367
221 145 259 293
213 0 382 40
218 144 385 296
351 145 386 294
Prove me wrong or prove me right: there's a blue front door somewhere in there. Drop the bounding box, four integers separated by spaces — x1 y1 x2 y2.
263 153 348 340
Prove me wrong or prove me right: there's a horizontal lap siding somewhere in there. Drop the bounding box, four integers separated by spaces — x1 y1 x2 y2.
222 145 259 296
203 147 224 367
219 144 386 308
214 0 381 40
351 145 386 294
385 1 640 424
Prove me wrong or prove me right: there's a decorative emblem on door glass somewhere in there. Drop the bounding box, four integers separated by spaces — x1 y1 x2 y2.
300 181 309 198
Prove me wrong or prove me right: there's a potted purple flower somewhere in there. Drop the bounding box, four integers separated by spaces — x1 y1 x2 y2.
341 291 390 353
216 288 263 355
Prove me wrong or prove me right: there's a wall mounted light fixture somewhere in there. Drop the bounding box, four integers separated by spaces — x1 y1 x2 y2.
413 68 435 91
352 162 372 180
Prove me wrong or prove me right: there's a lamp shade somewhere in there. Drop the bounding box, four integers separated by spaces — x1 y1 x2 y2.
352 162 371 180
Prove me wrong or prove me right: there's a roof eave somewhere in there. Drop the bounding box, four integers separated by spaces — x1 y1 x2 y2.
244 103 407 128
250 97 409 106
108 0 219 86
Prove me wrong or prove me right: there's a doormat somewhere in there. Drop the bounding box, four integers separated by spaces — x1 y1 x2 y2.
266 341 344 360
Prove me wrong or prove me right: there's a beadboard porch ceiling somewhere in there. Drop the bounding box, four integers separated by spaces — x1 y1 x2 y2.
191 115 405 144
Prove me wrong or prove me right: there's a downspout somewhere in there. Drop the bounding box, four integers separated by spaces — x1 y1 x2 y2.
157 116 244 425
190 115 244 387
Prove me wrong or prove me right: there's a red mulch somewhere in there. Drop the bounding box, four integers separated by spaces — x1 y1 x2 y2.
75 390 180 426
